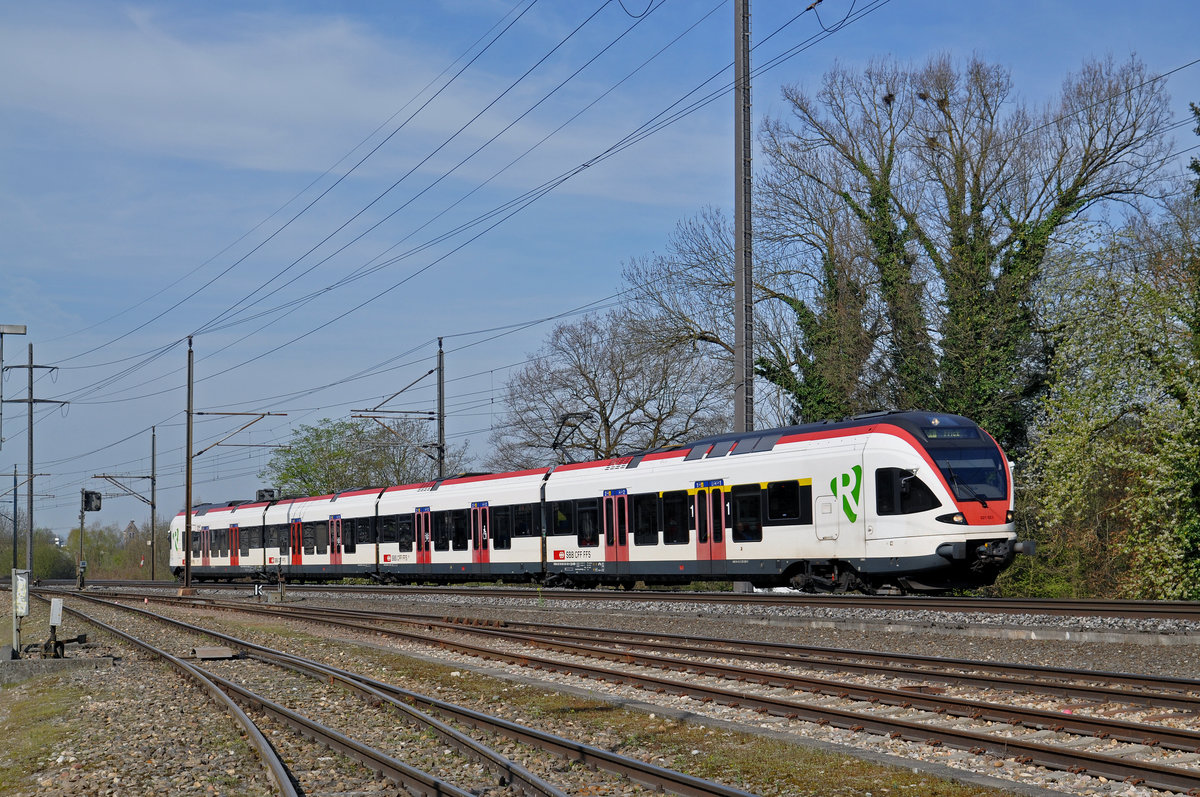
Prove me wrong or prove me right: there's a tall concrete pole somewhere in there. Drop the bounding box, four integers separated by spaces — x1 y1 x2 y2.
2 342 62 578
10 466 16 574
437 338 445 480
25 344 32 571
184 338 193 588
733 0 754 435
732 0 755 595
150 426 157 581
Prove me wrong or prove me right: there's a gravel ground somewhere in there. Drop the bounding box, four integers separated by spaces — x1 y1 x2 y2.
3 595 717 796
326 590 1200 679
289 592 1200 796
3 589 1198 796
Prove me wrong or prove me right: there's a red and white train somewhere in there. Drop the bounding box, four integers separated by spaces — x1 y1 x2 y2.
169 411 1033 593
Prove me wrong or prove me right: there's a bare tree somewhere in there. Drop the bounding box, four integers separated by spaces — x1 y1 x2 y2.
623 208 739 358
484 311 728 471
622 207 824 427
759 54 1172 448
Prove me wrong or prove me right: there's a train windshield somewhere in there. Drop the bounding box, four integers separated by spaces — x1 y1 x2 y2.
927 444 1008 503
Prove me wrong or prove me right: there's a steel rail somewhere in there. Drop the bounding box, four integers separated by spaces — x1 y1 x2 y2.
277 584 1200 621
51 591 759 797
201 599 1200 792
92 591 1200 792
52 593 560 797
177 597 1200 697
516 622 1200 692
463 624 1200 751
31 595 299 797
248 649 569 797
250 650 759 797
475 620 1200 710
34 581 1200 621
114 595 1200 747
192 666 478 797
142 595 1200 709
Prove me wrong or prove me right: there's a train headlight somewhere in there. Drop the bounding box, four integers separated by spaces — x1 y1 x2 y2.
936 512 967 525
1006 510 1015 523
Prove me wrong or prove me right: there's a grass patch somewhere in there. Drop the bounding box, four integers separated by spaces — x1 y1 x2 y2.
0 677 86 791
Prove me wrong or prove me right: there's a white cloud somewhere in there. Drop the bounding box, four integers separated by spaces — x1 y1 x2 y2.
0 8 447 171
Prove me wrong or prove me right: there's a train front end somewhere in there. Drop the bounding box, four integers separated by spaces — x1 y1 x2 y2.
879 413 1034 592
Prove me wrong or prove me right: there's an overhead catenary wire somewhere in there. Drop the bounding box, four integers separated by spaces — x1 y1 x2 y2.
40 0 657 412
21 10 1200 523
190 0 611 342
47 0 867 412
45 0 539 368
191 1 670 346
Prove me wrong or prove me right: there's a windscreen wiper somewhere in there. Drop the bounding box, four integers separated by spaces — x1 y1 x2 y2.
944 463 987 508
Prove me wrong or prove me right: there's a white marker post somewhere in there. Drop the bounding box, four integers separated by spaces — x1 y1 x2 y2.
11 568 29 658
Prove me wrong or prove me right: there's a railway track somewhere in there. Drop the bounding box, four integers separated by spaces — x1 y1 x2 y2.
38 590 761 797
92 590 1200 794
37 580 1200 622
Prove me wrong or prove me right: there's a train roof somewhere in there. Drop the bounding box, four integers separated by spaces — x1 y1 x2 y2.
627 410 981 458
178 411 986 514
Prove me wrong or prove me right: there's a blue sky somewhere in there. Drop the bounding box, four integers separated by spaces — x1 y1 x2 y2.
1 0 1197 538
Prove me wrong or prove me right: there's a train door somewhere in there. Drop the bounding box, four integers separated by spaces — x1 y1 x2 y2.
415 508 432 575
229 525 240 567
329 516 343 566
602 490 630 578
691 481 728 578
289 518 303 567
200 526 211 568
470 502 491 577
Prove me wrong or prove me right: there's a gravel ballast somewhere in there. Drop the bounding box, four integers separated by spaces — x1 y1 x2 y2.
2 588 1197 796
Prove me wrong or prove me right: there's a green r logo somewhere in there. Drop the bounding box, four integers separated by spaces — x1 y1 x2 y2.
830 465 862 523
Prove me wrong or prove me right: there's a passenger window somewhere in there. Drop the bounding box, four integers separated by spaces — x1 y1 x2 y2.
632 493 658 546
732 486 763 542
550 502 573 536
314 521 328 554
662 491 689 545
492 506 512 550
378 515 397 544
876 468 941 515
450 509 469 550
576 499 600 547
513 504 534 537
396 516 413 551
767 481 798 520
432 513 450 551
